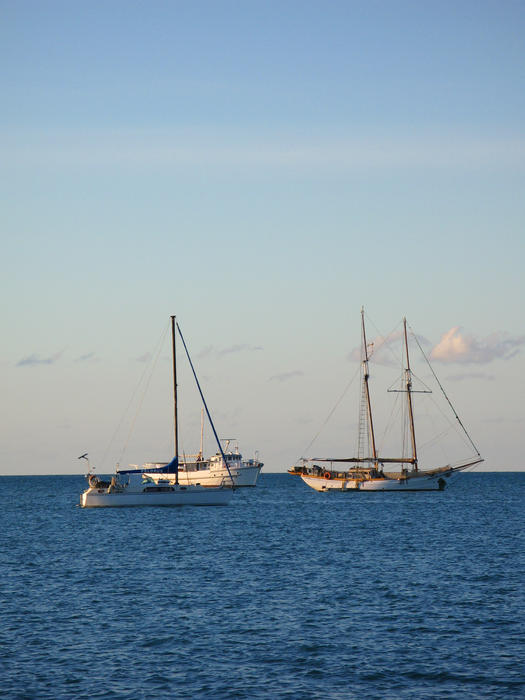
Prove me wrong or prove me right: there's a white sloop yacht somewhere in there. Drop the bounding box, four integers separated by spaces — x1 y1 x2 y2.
80 471 233 507
80 316 235 507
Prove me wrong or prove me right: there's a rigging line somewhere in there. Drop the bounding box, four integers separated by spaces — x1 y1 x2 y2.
409 324 481 457
419 383 459 455
401 387 407 460
176 322 235 487
101 322 170 470
425 390 473 451
419 427 453 452
300 362 361 459
411 344 474 455
377 388 402 460
416 390 454 460
117 322 170 467
364 312 404 367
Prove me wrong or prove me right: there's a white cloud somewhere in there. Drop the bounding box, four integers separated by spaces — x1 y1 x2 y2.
3 127 525 174
217 344 263 357
430 327 525 364
348 333 396 365
75 352 96 363
195 345 214 359
269 370 304 382
136 352 152 363
195 344 263 359
445 372 495 382
348 330 430 366
17 350 63 367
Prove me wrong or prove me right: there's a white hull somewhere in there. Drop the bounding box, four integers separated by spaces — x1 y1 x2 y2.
176 464 261 487
228 465 261 487
300 471 456 492
80 482 233 508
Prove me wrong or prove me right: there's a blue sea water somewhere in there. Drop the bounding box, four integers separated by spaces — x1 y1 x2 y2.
0 473 524 700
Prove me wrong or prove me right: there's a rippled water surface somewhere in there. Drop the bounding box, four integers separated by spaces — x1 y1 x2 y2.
1 473 524 699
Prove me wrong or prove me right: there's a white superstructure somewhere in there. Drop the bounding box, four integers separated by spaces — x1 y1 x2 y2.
142 445 263 487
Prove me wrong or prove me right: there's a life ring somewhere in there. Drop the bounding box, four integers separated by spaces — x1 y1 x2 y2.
324 472 331 480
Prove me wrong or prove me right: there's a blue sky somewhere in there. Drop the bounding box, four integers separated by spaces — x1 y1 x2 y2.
1 0 524 474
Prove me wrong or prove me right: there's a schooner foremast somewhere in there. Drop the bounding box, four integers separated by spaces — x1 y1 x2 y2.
359 307 378 467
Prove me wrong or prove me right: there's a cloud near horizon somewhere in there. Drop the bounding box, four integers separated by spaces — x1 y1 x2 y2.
17 350 63 367
136 352 152 363
431 327 525 364
218 344 263 357
5 128 525 174
269 370 304 382
196 344 263 359
445 371 495 382
74 352 96 363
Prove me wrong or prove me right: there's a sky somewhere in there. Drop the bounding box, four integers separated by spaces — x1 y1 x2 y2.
1 0 524 474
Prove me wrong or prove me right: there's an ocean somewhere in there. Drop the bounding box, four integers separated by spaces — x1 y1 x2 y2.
0 472 523 699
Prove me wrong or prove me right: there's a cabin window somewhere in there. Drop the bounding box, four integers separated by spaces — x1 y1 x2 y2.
143 486 175 492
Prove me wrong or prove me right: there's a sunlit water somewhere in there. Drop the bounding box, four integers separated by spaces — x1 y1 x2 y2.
1 473 523 699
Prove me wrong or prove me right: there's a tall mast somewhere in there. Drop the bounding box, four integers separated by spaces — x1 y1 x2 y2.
361 308 378 464
199 408 204 460
403 317 418 471
171 315 179 484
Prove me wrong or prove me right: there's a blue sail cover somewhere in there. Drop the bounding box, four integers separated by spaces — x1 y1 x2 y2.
165 455 179 473
118 456 178 475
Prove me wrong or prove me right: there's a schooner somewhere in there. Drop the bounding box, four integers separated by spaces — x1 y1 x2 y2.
288 310 483 491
